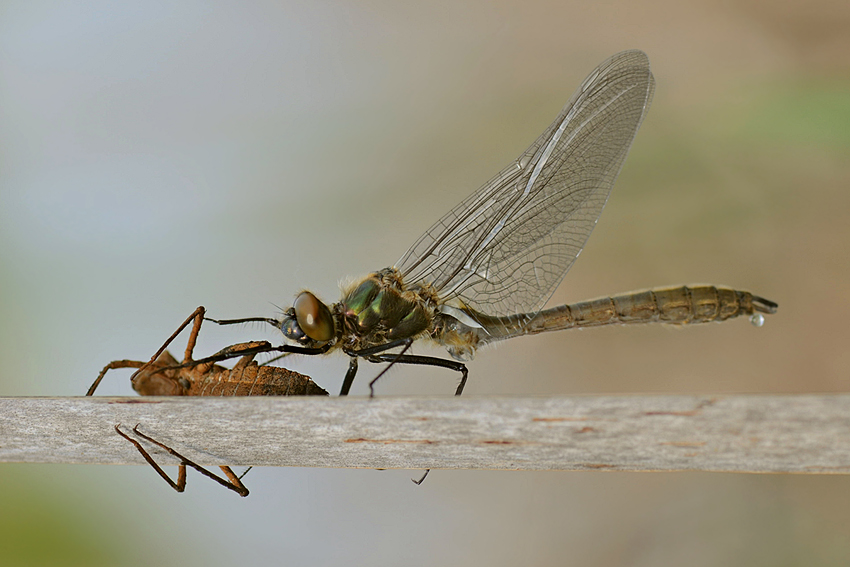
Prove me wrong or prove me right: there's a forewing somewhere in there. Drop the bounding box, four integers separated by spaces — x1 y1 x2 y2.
396 50 655 326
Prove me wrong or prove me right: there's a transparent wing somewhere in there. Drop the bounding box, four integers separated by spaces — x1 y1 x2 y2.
395 50 655 327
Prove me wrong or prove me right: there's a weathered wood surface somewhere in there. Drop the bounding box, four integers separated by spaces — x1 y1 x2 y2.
1 395 848 473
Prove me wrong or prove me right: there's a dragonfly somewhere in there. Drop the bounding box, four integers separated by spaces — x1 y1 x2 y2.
87 306 328 496
200 49 777 397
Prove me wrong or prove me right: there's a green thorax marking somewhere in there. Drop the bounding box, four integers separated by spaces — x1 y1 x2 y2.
341 270 431 341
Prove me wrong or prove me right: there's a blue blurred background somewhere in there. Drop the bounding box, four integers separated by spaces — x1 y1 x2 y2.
1 0 849 565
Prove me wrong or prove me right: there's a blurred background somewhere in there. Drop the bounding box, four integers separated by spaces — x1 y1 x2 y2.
1 0 849 565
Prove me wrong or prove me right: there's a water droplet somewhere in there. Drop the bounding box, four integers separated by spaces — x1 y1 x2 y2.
750 313 765 327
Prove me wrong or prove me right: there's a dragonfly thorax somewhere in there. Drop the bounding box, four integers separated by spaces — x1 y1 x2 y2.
338 268 438 350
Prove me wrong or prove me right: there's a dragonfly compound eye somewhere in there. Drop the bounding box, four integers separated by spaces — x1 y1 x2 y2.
293 291 335 342
280 316 307 343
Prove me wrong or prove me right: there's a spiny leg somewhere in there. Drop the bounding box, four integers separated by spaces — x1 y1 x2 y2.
208 311 375 396
206 315 304 370
116 424 249 497
342 338 416 397
366 339 414 397
364 352 468 396
258 352 292 367
205 315 280 327
191 340 270 375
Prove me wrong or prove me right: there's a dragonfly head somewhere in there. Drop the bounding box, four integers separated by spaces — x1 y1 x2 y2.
280 291 335 345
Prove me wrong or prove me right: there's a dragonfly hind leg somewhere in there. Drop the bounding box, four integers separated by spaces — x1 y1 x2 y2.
342 341 467 487
365 353 468 396
343 338 468 397
363 351 468 487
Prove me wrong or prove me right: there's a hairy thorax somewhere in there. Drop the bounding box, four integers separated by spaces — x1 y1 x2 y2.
336 267 440 351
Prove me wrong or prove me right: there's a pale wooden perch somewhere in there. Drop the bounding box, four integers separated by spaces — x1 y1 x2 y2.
1 395 848 473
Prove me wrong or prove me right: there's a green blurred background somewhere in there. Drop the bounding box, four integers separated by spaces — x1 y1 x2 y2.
1 0 849 565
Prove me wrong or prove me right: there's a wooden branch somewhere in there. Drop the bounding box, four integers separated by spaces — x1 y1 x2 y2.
1 395 849 473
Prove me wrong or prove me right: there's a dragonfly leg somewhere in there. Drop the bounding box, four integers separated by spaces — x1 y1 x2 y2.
360 351 470 485
258 352 292 367
412 470 430 485
339 357 358 396
343 338 415 397
345 340 467 484
191 340 273 374
115 424 249 497
205 315 281 327
340 338 405 395
364 352 468 396
366 339 414 397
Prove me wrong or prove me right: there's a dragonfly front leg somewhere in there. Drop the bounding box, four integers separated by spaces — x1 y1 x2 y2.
339 357 358 396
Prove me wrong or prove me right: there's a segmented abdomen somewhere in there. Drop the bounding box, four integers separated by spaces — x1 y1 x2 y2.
190 365 328 397
522 285 778 335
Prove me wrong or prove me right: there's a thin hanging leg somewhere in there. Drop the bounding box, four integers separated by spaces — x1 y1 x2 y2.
412 470 430 485
116 424 249 497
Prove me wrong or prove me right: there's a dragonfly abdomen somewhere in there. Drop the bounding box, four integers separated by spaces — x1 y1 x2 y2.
520 285 777 335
